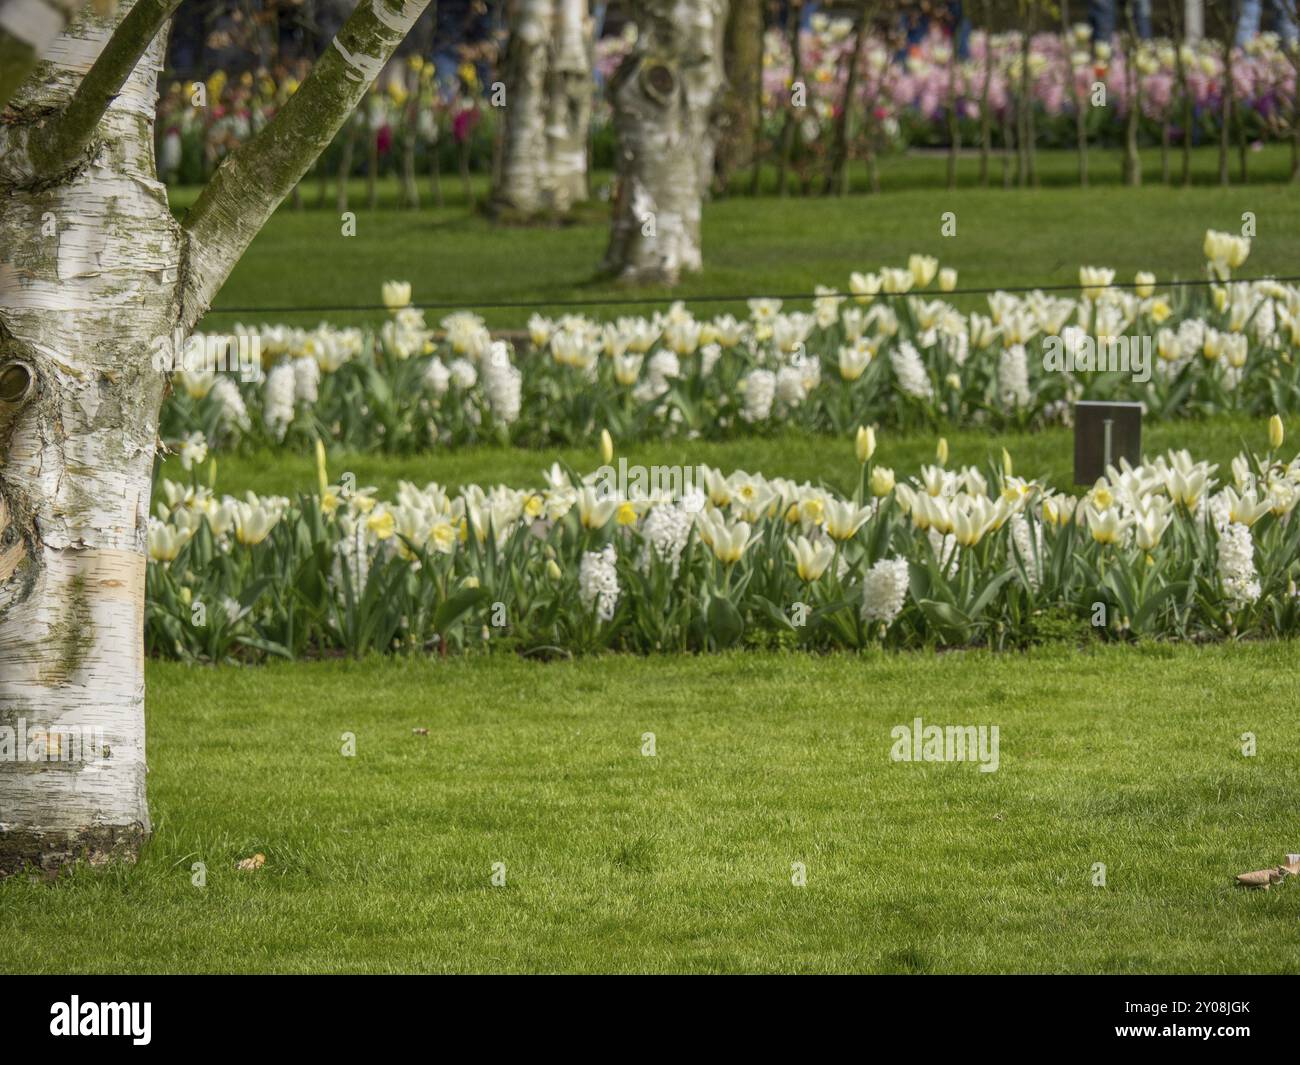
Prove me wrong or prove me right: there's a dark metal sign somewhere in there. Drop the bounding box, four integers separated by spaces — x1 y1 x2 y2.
1074 401 1142 485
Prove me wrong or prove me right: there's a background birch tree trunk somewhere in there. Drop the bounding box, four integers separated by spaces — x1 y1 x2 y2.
543 0 592 213
494 0 554 216
602 0 729 285
0 0 429 877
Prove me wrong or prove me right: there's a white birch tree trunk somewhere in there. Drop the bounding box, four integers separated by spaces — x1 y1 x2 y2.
0 2 176 875
602 0 729 285
0 0 428 876
494 0 554 216
544 0 592 213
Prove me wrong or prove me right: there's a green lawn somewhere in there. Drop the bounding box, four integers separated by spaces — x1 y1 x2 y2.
185 413 1270 499
15 149 1293 975
2 644 1297 974
173 147 1300 332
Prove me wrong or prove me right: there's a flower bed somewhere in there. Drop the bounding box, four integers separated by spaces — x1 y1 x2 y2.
148 421 1300 661
161 231 1298 459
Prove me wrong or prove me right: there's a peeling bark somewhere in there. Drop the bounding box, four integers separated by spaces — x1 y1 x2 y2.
602 0 729 285
0 0 85 111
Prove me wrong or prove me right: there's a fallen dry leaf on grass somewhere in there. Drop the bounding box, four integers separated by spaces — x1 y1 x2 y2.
1235 867 1284 889
412 728 429 736
235 853 266 871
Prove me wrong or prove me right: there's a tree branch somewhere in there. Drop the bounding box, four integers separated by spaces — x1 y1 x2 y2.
0 0 84 112
26 0 180 174
181 0 431 326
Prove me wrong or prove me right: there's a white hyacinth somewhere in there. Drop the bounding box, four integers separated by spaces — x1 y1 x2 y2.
890 341 934 400
263 362 297 440
480 342 522 426
579 544 620 622
741 369 776 422
448 358 477 390
1008 512 1042 589
639 502 694 577
774 365 807 409
1217 521 1261 610
997 344 1031 409
292 356 320 406
210 377 251 432
423 358 450 396
861 557 910 627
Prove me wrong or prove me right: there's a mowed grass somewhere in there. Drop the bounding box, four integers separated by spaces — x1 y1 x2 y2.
174 146 1300 332
1 644 1298 974
185 413 1269 499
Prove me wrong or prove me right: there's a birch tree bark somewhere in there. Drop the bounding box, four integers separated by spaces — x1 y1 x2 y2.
0 0 86 110
602 0 729 285
495 0 593 218
0 0 429 877
494 0 555 216
544 0 592 213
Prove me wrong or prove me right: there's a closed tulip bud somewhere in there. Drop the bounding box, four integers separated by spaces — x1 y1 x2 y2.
600 428 614 465
870 466 896 497
856 425 876 463
1001 448 1013 477
938 267 957 292
315 439 328 495
936 437 949 465
1270 414 1284 450
546 559 562 581
1134 271 1156 298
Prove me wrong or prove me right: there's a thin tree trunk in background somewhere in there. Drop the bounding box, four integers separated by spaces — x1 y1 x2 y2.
459 134 474 206
337 117 356 213
603 0 730 283
1122 11 1141 186
1062 0 1088 186
1016 27 1030 186
430 140 445 205
1290 1 1300 181
717 0 763 194
747 0 767 195
1219 8 1234 185
978 7 993 186
945 8 959 190
1172 0 1193 185
366 95 379 209
402 68 421 208
775 0 802 197
827 1 870 195
1002 102 1015 187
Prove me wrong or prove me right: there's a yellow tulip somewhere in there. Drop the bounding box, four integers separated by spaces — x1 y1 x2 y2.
600 428 614 465
1270 414 1285 450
